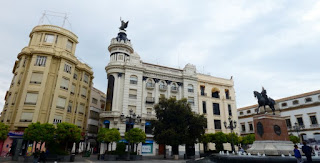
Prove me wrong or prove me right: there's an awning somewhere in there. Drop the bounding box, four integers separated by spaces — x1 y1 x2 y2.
103 120 110 124
145 140 153 144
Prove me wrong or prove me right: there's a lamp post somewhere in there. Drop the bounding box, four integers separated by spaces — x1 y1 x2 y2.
224 117 237 152
120 109 141 161
293 122 305 143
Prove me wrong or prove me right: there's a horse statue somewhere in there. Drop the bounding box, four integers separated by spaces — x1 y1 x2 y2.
253 90 276 115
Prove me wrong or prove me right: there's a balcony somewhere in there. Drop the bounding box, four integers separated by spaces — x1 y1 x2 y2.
310 124 320 128
142 113 157 120
171 87 178 93
159 85 167 91
146 97 155 104
188 89 194 93
100 111 121 118
200 93 207 96
146 83 155 89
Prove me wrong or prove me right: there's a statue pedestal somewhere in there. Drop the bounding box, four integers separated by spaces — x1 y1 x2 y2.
247 114 294 156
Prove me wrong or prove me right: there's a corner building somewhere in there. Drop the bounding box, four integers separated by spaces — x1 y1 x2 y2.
0 25 93 155
100 27 238 156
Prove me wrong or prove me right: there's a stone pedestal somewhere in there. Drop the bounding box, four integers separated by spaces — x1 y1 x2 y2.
247 114 294 156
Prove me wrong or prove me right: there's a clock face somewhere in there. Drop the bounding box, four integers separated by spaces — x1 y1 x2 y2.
257 122 264 137
274 125 281 136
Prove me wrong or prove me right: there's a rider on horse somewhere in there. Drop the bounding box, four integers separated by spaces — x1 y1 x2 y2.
261 87 269 104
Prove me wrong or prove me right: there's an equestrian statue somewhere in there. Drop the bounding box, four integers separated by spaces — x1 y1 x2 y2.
253 87 276 115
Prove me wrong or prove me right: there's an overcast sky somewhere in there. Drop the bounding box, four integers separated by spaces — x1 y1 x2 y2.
0 0 319 112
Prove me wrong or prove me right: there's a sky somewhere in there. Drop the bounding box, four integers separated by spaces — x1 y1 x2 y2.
0 0 319 112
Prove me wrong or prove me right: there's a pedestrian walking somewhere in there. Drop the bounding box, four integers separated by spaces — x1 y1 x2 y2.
302 141 313 162
294 145 303 163
33 148 40 163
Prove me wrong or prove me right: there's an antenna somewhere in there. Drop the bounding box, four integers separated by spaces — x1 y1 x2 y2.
38 10 72 30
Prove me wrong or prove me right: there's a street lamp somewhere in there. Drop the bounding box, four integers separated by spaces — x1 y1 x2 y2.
224 117 237 152
293 122 305 143
120 109 141 160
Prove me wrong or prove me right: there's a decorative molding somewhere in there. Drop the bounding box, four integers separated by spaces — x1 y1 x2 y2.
117 73 123 77
177 82 183 86
143 76 148 81
153 78 160 83
165 80 172 84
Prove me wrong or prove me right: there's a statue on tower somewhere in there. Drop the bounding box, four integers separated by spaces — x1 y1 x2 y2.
253 87 276 115
119 18 129 30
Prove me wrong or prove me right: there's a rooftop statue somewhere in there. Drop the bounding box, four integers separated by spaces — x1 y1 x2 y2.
253 87 276 115
119 19 129 30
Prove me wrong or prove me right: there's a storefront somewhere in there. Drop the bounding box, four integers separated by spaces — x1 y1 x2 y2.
141 140 153 155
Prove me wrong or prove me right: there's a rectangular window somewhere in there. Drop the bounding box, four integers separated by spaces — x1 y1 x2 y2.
147 108 152 115
66 40 73 51
130 76 138 84
64 63 72 74
285 119 292 127
297 117 304 126
67 101 73 113
60 78 69 90
12 93 17 105
20 112 33 122
228 104 232 116
92 98 98 104
241 124 246 132
35 56 47 67
204 118 208 128
53 115 62 124
44 34 54 43
71 84 76 95
129 89 137 99
88 125 98 134
89 111 99 120
187 97 194 106
25 92 38 105
310 116 318 125
126 123 134 132
81 87 87 97
249 123 253 131
213 103 220 115
202 101 206 114
100 100 105 110
145 121 152 134
78 103 85 114
30 72 43 84
73 73 78 80
200 86 205 96
214 120 221 130
56 97 66 109
83 73 89 84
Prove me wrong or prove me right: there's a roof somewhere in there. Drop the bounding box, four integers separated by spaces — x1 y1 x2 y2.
238 90 320 111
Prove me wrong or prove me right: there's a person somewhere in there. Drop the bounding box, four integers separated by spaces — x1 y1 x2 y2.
6 147 11 157
294 145 302 163
302 141 313 162
39 151 46 163
33 148 40 163
239 146 244 154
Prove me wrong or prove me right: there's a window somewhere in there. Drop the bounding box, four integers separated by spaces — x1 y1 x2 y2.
241 124 246 132
30 72 43 84
88 125 98 134
200 86 205 96
145 121 152 134
53 115 62 124
83 73 89 84
225 89 230 99
92 98 98 104
249 124 253 131
81 87 87 97
146 79 154 88
66 40 73 51
100 100 105 110
213 103 220 115
297 117 304 126
73 72 78 80
281 103 287 107
35 56 47 66
228 104 232 116
25 92 38 105
188 97 194 106
118 55 123 60
305 97 312 103
159 81 167 90
202 101 207 114
78 103 85 114
188 84 194 93
5 93 11 106
130 75 138 84
240 111 243 115
211 88 220 98
247 110 251 114
64 63 72 74
60 78 69 90
204 118 208 128
55 35 58 44
214 120 221 130
67 101 73 113
44 34 54 43
12 93 17 105
147 108 152 115
310 116 318 125
126 123 134 132
20 112 33 122
285 119 292 127
293 100 299 105
129 89 137 99
71 84 75 95
89 111 99 120
56 97 66 109
171 83 178 92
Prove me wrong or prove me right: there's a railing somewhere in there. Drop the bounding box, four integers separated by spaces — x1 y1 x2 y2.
130 80 138 84
100 111 121 118
171 87 178 92
146 97 155 103
200 93 207 96
159 85 167 91
310 124 320 128
146 83 155 89
188 89 194 93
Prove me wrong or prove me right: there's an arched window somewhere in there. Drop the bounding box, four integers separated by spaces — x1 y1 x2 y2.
292 100 299 105
240 112 243 115
247 110 251 114
159 81 167 90
188 84 194 93
281 103 287 107
305 97 312 103
146 79 154 88
130 75 138 84
211 88 220 98
225 89 230 99
171 83 178 92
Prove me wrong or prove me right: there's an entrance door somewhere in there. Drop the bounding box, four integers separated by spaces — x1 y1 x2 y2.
186 144 195 158
158 144 165 155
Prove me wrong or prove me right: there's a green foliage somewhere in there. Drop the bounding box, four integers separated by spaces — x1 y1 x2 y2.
241 134 255 145
152 97 206 148
289 135 300 144
24 122 55 144
213 132 227 151
115 142 126 155
56 122 81 143
0 122 9 140
124 128 146 144
200 133 213 144
226 133 240 145
46 142 69 155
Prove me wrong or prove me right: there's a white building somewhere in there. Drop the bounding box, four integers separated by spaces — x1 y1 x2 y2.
238 90 320 144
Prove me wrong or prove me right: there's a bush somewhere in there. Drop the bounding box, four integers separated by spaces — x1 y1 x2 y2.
115 142 126 155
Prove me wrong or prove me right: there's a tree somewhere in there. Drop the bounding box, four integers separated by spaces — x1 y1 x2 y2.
241 134 255 145
152 97 206 158
124 128 146 153
0 122 9 141
56 122 81 151
200 133 214 152
213 132 227 151
226 132 240 149
289 135 300 144
97 128 121 152
24 122 55 150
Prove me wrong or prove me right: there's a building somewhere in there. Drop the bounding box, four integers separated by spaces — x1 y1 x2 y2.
197 74 238 152
238 90 320 144
100 24 238 156
86 87 106 148
0 25 93 156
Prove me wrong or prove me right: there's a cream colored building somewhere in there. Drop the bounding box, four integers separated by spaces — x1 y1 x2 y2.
197 74 238 152
0 25 93 132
